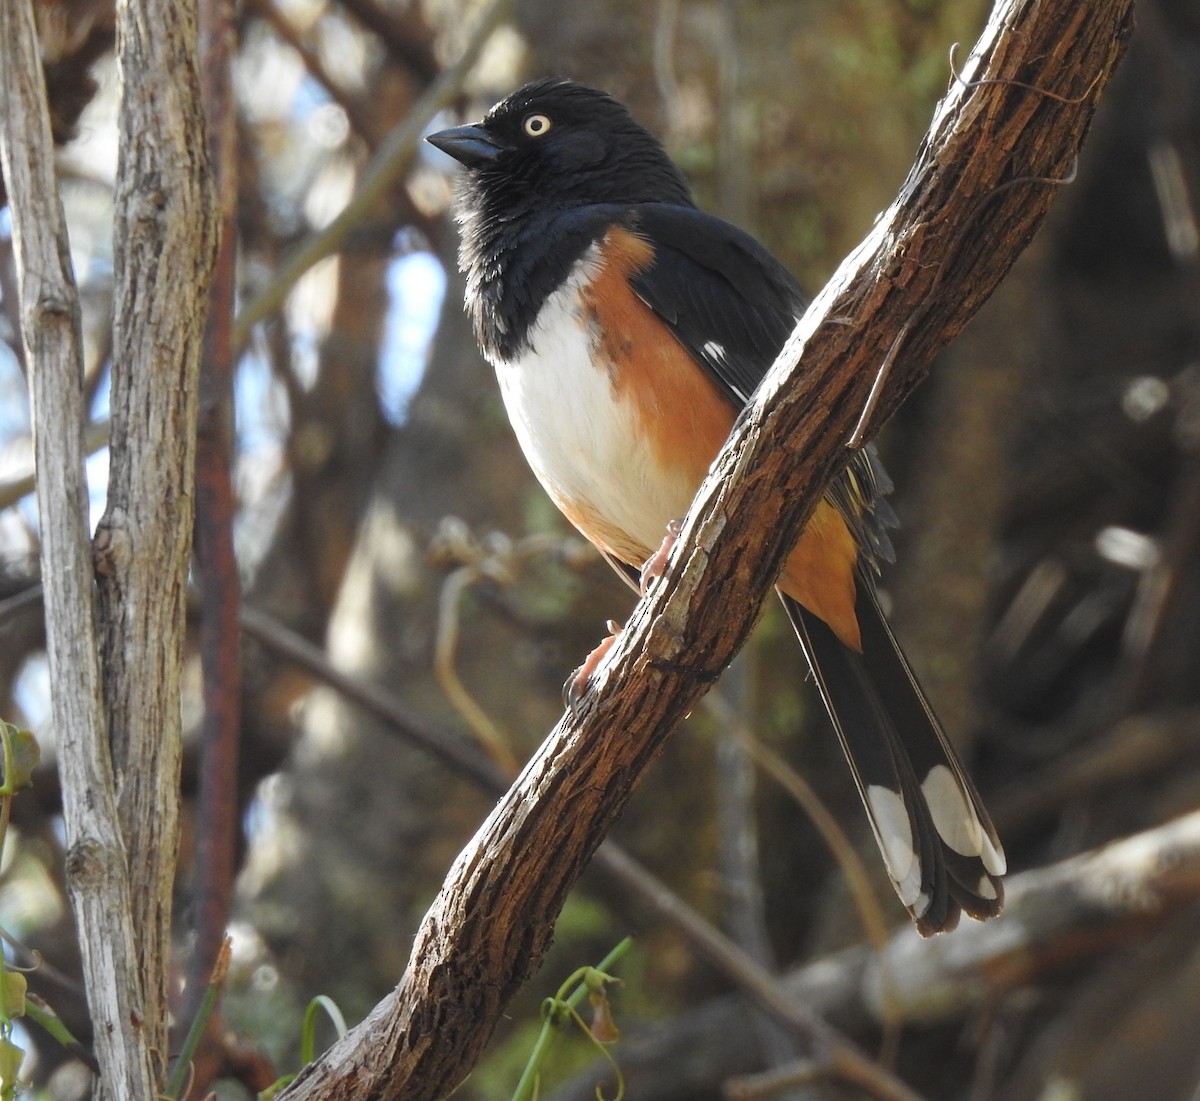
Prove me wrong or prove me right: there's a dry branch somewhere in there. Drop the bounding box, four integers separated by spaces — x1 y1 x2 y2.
94 0 218 1067
864 808 1200 1022
280 1 1134 1098
0 2 157 1096
555 809 1200 1101
190 0 244 1013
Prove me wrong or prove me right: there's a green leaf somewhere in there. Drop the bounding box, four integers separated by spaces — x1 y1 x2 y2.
300 995 347 1064
1 723 39 792
258 1072 294 1100
0 974 26 1020
0 1034 25 1100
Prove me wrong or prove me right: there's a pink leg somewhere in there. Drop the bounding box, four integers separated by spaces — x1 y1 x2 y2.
566 520 685 706
564 619 623 707
639 518 684 595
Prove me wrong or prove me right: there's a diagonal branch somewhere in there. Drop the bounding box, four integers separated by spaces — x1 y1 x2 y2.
582 809 1200 1101
280 2 1135 1099
241 604 919 1100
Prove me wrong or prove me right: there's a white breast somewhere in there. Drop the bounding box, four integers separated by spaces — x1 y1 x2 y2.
488 256 698 564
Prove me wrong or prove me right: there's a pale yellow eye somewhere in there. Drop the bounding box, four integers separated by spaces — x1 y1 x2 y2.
522 113 552 138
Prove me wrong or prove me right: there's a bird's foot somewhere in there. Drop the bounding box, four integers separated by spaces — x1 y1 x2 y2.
639 518 684 594
564 619 624 708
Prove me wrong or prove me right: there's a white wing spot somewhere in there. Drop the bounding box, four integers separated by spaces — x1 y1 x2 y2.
922 764 983 858
981 830 1007 877
702 340 727 362
867 785 920 905
976 875 999 901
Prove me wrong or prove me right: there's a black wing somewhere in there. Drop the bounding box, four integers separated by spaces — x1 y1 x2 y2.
628 203 807 407
627 205 1004 933
627 203 895 569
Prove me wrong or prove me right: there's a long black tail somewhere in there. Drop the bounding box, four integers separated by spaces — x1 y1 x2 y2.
780 575 1005 935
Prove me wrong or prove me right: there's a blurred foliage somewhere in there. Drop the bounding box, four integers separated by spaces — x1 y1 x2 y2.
2 0 1199 1098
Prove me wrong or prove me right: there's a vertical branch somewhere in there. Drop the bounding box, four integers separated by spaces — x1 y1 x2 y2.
0 2 157 1097
188 0 242 1012
94 0 219 1063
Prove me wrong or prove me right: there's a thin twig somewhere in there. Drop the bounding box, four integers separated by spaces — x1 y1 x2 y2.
704 690 891 951
702 688 905 1067
434 566 520 774
336 0 438 84
239 603 510 792
993 707 1200 837
231 0 517 353
250 0 378 145
724 1056 826 1101
0 418 108 513
848 155 1080 450
189 0 243 1023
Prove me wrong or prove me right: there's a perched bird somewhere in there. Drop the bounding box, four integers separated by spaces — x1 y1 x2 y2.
427 78 1005 934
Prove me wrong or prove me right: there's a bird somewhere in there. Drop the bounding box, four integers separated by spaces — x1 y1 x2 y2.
427 78 1005 934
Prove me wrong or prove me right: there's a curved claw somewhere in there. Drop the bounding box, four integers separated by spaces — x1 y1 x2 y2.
639 518 684 595
564 620 624 708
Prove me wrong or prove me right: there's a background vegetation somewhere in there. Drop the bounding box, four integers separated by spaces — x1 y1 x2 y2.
1 0 1198 1098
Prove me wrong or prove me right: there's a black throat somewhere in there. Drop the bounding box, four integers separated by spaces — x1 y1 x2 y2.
457 185 624 363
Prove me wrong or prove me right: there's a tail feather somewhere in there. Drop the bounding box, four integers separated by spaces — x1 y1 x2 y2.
780 575 1004 935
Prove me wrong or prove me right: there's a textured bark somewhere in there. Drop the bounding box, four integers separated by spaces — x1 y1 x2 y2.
0 2 159 1097
279 1 1134 1099
92 0 218 1069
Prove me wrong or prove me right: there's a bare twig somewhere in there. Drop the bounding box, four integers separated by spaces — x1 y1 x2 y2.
239 604 510 793
0 418 108 513
724 1057 828 1101
189 0 243 1021
1113 445 1200 714
231 0 517 352
434 566 520 773
993 708 1200 837
704 689 892 953
336 0 438 84
250 0 378 145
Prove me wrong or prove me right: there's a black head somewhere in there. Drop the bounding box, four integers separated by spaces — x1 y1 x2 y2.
427 79 693 211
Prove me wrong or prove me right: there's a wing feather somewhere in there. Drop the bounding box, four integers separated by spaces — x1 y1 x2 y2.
628 204 805 405
626 203 894 569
